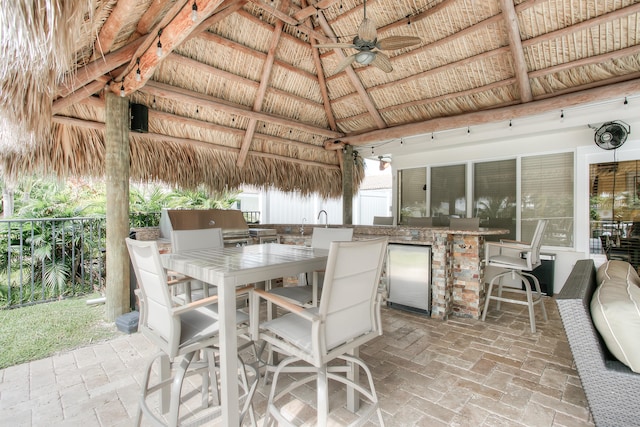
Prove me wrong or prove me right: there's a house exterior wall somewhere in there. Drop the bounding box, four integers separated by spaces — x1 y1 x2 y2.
390 107 640 294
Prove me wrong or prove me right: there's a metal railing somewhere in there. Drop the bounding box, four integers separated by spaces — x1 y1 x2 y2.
0 217 106 309
1 210 261 309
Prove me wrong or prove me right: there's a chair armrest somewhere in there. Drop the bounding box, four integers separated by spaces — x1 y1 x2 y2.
251 288 318 340
486 241 532 251
253 288 316 320
171 284 254 315
499 239 528 246
167 276 193 287
171 293 220 315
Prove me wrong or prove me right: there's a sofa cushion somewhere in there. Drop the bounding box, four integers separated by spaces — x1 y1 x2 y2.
596 260 640 287
591 261 640 373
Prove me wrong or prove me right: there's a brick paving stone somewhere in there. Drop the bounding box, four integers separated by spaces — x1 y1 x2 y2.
0 301 596 426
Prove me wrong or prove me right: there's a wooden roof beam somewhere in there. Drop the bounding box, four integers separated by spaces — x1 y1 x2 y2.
333 78 640 146
56 38 145 99
302 0 337 132
91 0 139 61
237 0 289 168
110 0 226 97
77 96 329 154
143 80 342 138
165 53 323 109
242 0 331 42
500 0 532 102
293 0 341 21
336 41 640 124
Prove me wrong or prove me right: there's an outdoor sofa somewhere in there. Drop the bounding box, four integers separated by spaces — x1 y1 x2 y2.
556 259 640 427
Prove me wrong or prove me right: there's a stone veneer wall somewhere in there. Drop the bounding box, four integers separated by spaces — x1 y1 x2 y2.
268 224 492 320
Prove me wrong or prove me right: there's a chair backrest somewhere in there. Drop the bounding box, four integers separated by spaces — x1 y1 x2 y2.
171 228 224 252
407 217 432 227
528 219 548 268
310 227 353 250
126 238 180 355
317 238 388 361
373 216 393 225
450 217 480 231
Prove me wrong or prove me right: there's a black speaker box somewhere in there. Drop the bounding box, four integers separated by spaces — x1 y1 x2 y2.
130 103 148 133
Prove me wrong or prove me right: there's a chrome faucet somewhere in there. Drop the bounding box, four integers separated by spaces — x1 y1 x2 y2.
318 210 328 228
300 218 307 235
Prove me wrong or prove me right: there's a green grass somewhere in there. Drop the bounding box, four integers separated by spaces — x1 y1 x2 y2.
0 294 120 369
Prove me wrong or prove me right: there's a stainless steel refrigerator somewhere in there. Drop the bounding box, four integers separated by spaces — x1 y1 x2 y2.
386 244 431 313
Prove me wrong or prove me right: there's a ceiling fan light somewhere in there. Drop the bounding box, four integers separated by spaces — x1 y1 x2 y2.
355 51 375 65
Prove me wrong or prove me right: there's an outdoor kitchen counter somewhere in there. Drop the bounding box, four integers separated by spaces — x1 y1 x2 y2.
253 224 509 320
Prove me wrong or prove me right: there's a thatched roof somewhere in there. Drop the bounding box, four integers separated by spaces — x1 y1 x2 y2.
1 0 639 197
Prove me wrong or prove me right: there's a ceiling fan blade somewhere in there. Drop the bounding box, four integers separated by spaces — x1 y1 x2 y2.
333 54 357 74
370 52 393 73
377 36 422 50
313 42 355 49
358 17 377 42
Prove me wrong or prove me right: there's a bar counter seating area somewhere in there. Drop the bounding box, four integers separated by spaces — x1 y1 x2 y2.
4 216 622 427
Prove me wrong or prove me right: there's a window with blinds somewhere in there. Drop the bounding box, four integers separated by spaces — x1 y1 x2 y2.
473 159 516 240
431 164 466 218
522 152 574 246
398 167 426 223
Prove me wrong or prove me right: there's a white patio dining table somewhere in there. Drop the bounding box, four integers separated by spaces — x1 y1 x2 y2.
161 243 329 426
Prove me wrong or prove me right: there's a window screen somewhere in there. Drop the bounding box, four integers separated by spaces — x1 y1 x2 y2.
522 152 574 246
474 159 516 239
431 164 466 218
398 168 427 223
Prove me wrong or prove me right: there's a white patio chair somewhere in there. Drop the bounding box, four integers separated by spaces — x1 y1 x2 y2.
482 219 549 333
251 237 388 426
267 227 354 308
170 228 224 303
126 238 258 427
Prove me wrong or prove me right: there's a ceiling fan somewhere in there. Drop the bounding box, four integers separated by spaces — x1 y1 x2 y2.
314 0 422 74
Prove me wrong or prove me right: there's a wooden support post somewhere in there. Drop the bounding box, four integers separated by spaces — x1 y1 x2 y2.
105 92 130 321
342 145 353 225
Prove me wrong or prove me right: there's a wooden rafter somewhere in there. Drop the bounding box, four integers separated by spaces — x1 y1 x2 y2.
332 78 640 146
143 80 342 138
109 0 226 96
77 96 330 154
500 0 532 102
91 0 139 60
51 115 339 170
236 0 289 168
293 0 341 21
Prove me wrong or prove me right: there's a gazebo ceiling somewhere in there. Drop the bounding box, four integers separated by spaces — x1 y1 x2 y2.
1 0 640 197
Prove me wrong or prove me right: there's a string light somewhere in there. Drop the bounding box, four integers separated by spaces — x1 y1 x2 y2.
509 119 512 129
560 110 564 122
120 82 125 97
156 29 163 57
152 97 156 109
135 58 141 82
191 1 198 22
624 97 629 109
431 132 435 140
467 126 471 135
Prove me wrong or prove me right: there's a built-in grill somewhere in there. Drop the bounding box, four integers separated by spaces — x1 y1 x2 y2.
248 228 278 244
159 208 252 247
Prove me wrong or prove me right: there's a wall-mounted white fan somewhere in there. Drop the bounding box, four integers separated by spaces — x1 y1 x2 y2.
314 0 421 74
593 121 631 150
377 155 391 170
